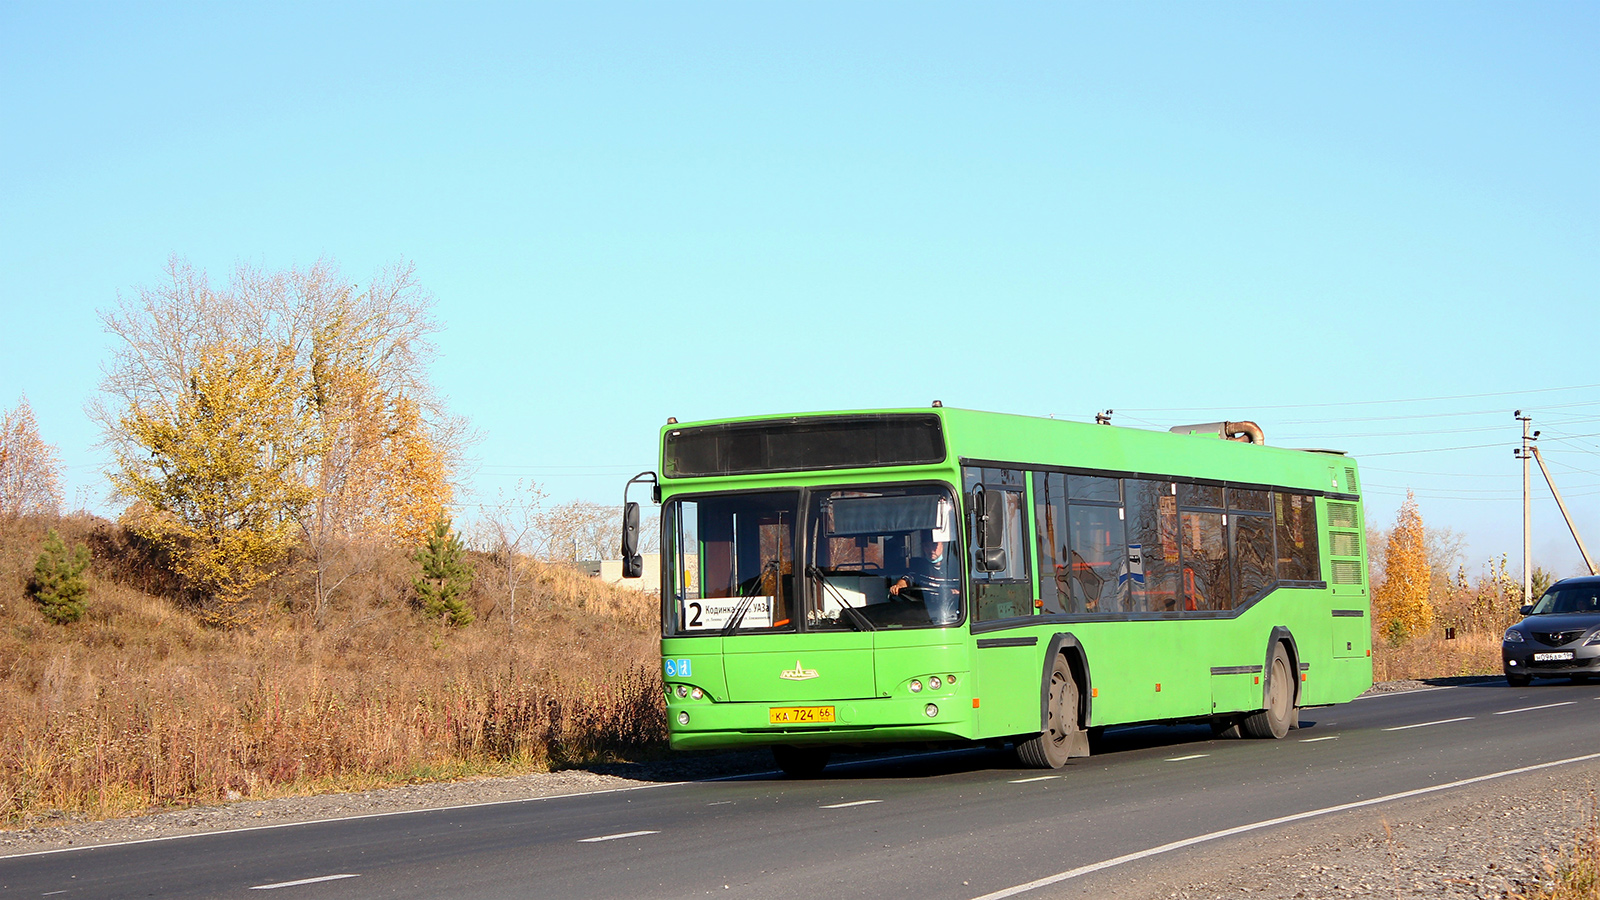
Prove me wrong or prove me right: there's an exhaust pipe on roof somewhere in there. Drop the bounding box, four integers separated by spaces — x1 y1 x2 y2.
1169 420 1265 445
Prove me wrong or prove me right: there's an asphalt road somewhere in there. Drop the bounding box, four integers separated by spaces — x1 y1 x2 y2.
4 679 1598 900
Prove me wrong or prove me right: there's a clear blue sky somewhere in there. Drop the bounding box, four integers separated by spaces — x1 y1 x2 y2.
2 2 1595 575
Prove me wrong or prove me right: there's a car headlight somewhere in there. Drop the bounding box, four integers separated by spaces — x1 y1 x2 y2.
1504 629 1524 643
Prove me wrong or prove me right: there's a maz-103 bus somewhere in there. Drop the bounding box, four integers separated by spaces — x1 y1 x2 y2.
619 407 1371 776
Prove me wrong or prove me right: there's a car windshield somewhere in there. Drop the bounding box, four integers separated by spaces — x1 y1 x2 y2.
664 491 797 634
805 485 962 630
1530 585 1600 615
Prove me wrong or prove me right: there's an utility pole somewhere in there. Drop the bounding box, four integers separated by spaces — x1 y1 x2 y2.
1530 443 1599 576
1515 411 1532 605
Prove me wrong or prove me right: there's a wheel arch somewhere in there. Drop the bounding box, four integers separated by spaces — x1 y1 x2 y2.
1265 626 1302 708
1040 633 1092 732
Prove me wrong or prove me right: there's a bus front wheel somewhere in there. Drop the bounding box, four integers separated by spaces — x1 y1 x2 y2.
1241 643 1296 739
1016 654 1084 768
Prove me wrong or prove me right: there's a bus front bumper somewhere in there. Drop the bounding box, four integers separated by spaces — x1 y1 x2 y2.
666 695 979 751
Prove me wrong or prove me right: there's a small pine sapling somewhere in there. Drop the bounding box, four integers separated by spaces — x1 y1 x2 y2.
28 528 90 624
412 518 474 627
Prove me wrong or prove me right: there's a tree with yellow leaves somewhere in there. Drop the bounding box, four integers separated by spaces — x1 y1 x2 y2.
110 342 315 627
96 258 465 626
1373 491 1435 643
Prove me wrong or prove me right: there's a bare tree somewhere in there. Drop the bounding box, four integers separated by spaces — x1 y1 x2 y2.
474 480 548 627
0 395 63 518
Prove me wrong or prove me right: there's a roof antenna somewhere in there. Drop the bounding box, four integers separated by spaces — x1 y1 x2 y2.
1094 409 1114 425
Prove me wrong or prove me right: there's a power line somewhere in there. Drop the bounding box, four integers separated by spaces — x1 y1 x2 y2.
1118 382 1600 414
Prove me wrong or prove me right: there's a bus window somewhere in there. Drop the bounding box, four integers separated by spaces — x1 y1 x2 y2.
1032 472 1070 615
1181 511 1231 611
1125 478 1179 612
1275 493 1321 582
1230 513 1274 605
804 485 962 630
663 492 797 634
1068 504 1127 613
966 467 1030 621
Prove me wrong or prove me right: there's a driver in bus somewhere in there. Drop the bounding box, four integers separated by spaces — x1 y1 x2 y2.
889 529 960 625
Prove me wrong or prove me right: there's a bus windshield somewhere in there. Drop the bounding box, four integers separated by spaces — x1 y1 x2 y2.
806 485 961 630
662 484 963 635
664 491 798 633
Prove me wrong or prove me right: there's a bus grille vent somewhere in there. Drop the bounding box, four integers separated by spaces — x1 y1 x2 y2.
1344 467 1359 492
1326 501 1360 529
1330 531 1361 557
1331 560 1364 584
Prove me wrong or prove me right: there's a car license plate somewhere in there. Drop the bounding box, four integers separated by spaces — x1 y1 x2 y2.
769 706 836 725
1534 652 1575 661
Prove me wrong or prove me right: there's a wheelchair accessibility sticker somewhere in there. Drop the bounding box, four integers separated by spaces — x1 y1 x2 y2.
664 658 692 678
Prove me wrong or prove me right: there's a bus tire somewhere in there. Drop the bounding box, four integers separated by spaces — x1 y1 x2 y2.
1241 643 1295 739
1016 654 1083 768
772 745 830 778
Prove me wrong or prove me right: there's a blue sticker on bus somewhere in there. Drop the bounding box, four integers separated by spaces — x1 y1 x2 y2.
665 658 691 678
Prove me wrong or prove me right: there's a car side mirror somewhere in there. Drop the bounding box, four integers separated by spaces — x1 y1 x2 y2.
621 502 644 578
1520 604 1533 616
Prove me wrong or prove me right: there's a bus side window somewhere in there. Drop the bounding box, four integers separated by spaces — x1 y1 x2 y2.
1032 472 1069 615
1125 478 1178 612
966 466 1030 621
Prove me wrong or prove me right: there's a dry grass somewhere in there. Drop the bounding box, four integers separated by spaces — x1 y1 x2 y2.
1511 794 1600 900
1370 630 1504 682
0 514 666 826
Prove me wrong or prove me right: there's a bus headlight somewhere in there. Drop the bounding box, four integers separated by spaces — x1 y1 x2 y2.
909 679 923 693
676 684 690 697
678 711 690 726
924 703 938 718
691 687 704 700
929 676 942 690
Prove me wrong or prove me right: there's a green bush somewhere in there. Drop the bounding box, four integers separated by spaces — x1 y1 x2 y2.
28 528 90 624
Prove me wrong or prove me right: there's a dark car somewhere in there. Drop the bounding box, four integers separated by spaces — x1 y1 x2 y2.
1503 575 1600 686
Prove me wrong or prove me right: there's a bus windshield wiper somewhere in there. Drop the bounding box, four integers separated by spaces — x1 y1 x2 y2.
722 560 781 635
806 564 875 632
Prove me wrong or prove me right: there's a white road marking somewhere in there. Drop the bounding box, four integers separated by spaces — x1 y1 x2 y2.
819 800 882 809
1382 716 1473 731
707 801 734 806
1165 754 1208 762
578 830 659 843
969 751 1600 900
250 874 360 890
43 892 67 897
1495 701 1577 715
1299 736 1339 743
1009 776 1060 784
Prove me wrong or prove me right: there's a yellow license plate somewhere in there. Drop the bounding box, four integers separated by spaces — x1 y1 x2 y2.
769 706 836 724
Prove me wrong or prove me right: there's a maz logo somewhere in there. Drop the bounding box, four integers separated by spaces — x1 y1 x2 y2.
780 660 819 681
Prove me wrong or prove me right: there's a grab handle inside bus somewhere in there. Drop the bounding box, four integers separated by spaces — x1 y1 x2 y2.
974 484 1007 572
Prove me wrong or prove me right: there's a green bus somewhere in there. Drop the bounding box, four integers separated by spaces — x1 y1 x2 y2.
620 407 1371 776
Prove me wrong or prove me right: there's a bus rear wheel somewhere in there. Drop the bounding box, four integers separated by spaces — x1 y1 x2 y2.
1241 643 1295 740
1016 654 1082 769
772 745 830 778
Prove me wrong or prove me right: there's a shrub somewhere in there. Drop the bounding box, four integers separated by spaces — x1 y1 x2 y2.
27 528 90 624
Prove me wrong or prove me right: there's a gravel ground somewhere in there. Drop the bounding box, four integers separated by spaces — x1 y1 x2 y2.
4 677 1593 900
1071 764 1599 899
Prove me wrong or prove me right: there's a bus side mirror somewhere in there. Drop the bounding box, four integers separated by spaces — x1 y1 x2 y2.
974 487 1007 572
621 502 643 578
